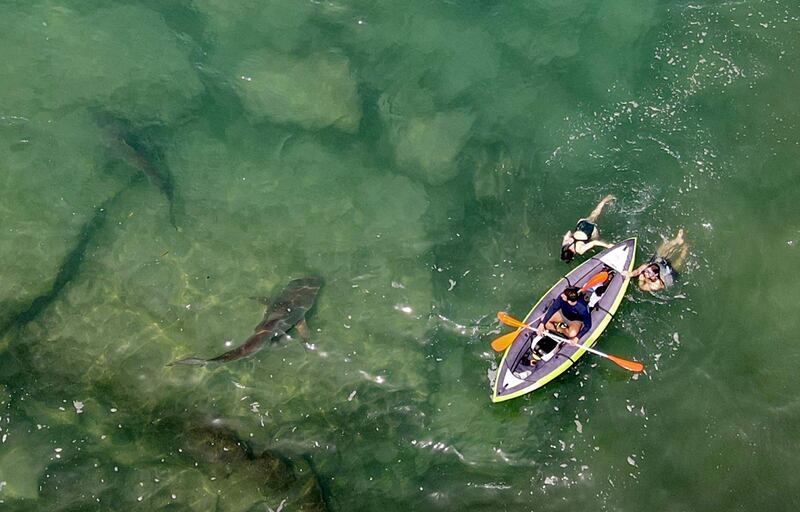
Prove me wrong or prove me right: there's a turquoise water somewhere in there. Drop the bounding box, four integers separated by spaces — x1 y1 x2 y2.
1 0 799 510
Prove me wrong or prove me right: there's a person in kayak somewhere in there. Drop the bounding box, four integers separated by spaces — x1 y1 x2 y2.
624 229 688 292
560 194 616 263
536 286 592 345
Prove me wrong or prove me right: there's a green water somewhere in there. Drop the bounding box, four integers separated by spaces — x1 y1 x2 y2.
1 0 799 510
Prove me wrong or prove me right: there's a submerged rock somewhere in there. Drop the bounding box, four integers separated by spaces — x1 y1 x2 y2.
193 0 315 53
388 110 475 185
0 110 131 338
469 143 520 201
0 4 202 124
234 50 362 133
596 0 657 47
2 118 436 510
181 425 296 489
377 85 436 121
0 422 53 500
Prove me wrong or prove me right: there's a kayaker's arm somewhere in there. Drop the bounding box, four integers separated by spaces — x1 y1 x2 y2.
576 302 592 339
541 298 563 325
577 316 592 338
537 298 563 334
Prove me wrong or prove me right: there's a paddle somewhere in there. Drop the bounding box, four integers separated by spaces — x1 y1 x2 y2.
490 272 609 353
490 310 544 352
484 270 608 352
490 329 521 353
580 270 609 292
496 312 644 373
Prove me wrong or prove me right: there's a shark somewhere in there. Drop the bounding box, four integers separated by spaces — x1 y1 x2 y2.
93 111 180 229
114 134 178 228
168 276 322 366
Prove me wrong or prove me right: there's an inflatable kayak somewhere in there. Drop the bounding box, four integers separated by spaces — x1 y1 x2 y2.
491 238 636 403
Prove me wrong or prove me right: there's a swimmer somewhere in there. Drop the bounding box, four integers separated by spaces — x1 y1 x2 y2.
560 194 616 263
624 229 689 292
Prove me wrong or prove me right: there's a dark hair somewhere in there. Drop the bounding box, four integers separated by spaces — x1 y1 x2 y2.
564 286 580 301
560 246 574 262
649 263 660 275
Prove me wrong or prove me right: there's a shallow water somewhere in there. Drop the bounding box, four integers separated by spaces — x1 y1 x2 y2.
1 0 799 510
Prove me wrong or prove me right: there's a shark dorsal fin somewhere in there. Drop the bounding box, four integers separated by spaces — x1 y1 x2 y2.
294 318 310 341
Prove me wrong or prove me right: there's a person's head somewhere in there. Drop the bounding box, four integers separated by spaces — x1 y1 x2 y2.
563 286 581 303
638 264 665 291
643 264 661 282
560 245 575 262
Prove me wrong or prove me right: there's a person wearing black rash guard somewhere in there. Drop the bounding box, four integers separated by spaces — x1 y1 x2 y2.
624 228 689 293
536 286 592 345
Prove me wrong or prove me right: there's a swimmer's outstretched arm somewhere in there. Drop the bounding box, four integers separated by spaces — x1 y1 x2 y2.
575 239 613 255
623 263 650 278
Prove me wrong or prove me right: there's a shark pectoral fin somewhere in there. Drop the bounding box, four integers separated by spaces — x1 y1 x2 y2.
294 318 311 341
250 297 272 329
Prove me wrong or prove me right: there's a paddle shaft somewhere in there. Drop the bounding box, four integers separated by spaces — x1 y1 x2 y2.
513 320 616 361
495 311 644 372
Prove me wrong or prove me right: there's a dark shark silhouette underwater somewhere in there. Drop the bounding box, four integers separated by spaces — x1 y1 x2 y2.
169 276 322 366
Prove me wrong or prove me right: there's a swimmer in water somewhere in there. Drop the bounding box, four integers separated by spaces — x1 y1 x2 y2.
624 229 689 292
560 194 616 263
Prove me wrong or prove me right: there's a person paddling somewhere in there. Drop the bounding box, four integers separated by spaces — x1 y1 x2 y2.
624 229 689 292
536 286 592 345
561 194 615 263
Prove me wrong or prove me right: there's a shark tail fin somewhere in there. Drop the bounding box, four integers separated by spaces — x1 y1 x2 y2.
167 356 209 367
168 203 180 231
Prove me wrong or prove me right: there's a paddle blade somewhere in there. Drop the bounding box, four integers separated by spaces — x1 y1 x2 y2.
607 354 644 373
497 311 526 329
581 271 609 292
490 330 519 352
